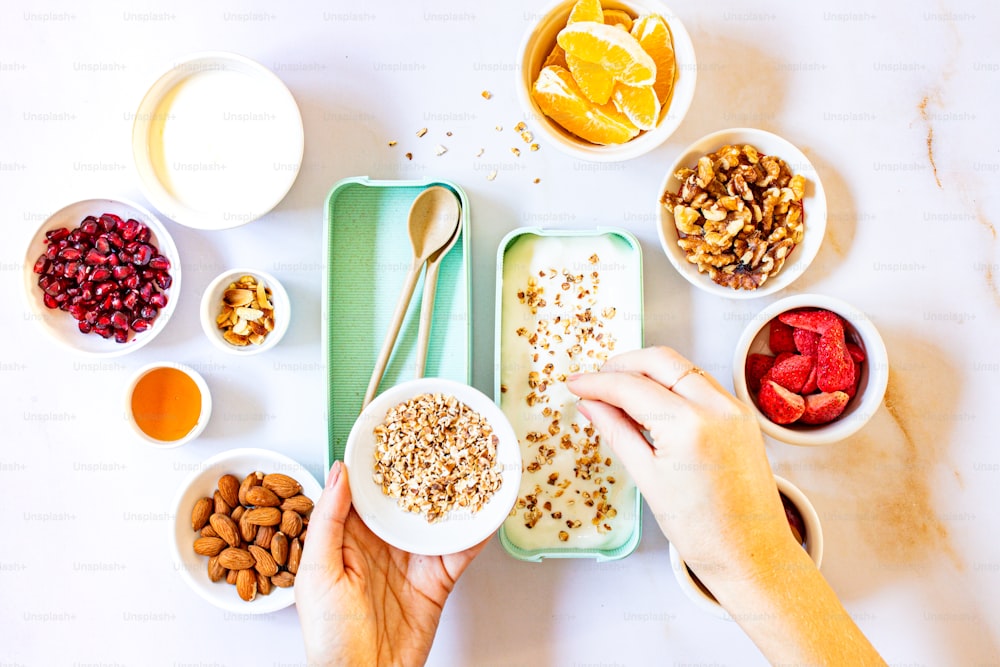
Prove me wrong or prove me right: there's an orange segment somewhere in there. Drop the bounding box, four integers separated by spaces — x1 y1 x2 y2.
557 22 656 87
566 53 614 105
631 14 676 105
611 82 660 130
567 0 603 24
543 42 569 70
532 65 639 145
603 9 634 31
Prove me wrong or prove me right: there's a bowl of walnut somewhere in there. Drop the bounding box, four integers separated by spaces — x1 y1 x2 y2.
343 378 522 556
657 128 827 298
200 268 290 354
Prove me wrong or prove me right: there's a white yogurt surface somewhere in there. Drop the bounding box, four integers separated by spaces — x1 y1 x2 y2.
499 233 642 554
147 68 302 223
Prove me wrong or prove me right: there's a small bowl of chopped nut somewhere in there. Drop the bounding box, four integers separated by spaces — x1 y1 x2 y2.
657 128 827 297
343 378 522 556
200 268 290 355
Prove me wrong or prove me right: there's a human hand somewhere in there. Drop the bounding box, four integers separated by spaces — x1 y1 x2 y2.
296 461 487 667
566 346 798 587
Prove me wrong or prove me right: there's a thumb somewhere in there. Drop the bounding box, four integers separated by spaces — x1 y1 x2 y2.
300 460 352 578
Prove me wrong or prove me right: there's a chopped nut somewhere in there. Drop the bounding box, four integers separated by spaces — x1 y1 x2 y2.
416 127 428 138
487 170 497 181
558 531 569 542
481 90 492 100
511 147 521 157
217 275 275 348
435 145 448 156
405 152 413 160
388 140 397 147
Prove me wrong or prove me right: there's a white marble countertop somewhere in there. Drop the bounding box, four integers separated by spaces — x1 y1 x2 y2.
2 0 998 664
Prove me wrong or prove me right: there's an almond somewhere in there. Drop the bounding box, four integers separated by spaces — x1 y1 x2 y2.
271 532 289 566
271 571 295 588
245 507 282 527
209 513 240 548
249 545 279 577
236 568 257 602
287 538 302 575
239 510 258 543
231 505 245 523
280 510 303 538
262 473 302 499
191 497 212 531
254 525 276 550
246 486 281 508
281 494 314 515
226 569 239 585
256 570 273 596
207 556 226 583
193 536 227 557
218 547 255 570
213 490 232 516
298 528 308 544
200 525 219 539
217 474 240 508
238 471 264 506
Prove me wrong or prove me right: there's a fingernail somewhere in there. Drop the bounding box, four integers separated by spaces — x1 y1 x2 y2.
326 461 342 489
566 373 582 382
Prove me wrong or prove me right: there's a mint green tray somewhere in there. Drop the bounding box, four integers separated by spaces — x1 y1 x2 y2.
323 177 471 467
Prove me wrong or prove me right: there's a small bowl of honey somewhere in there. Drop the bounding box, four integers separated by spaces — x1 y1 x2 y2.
125 362 212 447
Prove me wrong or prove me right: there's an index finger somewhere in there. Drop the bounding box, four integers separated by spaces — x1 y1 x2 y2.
600 346 734 408
567 368 692 440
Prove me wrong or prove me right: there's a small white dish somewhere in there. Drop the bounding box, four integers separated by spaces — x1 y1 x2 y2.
132 51 304 230
344 378 522 556
657 128 827 298
171 447 323 614
517 0 697 162
125 362 212 448
200 268 290 355
22 198 181 356
732 293 889 446
669 475 824 619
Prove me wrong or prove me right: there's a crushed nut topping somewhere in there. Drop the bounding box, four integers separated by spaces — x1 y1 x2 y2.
661 144 806 290
372 393 502 523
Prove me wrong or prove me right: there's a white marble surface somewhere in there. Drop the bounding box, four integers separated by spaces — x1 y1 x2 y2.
2 0 999 665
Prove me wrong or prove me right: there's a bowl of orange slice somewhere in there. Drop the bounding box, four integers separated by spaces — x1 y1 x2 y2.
518 0 696 161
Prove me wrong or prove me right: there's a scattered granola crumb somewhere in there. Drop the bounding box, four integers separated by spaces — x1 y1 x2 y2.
405 152 413 160
514 121 527 132
511 147 521 157
446 131 453 137
387 140 397 147
416 127 428 138
487 170 497 181
530 143 540 152
533 178 541 184
495 125 503 131
482 90 492 100
520 131 534 144
435 144 448 156
476 148 485 157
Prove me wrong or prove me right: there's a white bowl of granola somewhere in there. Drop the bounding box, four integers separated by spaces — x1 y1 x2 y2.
343 378 522 556
657 128 827 298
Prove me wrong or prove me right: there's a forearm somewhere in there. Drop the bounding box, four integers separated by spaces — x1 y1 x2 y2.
713 542 886 666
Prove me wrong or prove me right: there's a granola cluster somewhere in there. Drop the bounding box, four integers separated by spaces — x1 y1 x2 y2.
503 254 622 539
661 144 806 290
372 393 502 523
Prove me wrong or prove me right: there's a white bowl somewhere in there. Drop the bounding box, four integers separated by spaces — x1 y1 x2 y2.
517 0 697 162
132 51 304 230
669 475 824 619
124 362 212 448
200 268 290 355
732 293 889 446
22 198 181 356
344 378 522 556
657 128 827 298
171 447 323 614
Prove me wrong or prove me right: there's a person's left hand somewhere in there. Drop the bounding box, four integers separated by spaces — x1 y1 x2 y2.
296 461 487 667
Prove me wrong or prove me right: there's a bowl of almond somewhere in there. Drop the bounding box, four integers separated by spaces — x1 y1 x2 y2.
171 448 322 613
199 268 290 354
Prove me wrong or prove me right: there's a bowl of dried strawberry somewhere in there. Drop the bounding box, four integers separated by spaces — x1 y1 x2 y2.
22 198 180 356
732 294 888 446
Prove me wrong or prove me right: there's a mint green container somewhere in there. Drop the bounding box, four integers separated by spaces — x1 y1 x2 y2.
495 227 643 562
323 177 471 468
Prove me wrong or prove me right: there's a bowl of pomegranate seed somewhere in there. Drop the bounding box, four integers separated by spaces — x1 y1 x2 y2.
22 198 181 356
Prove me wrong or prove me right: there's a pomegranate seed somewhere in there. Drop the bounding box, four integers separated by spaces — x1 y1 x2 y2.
95 236 111 254
140 269 155 280
67 230 84 244
90 267 112 282
95 326 113 339
75 265 88 284
42 279 64 296
33 256 50 274
123 290 140 310
96 312 112 328
110 294 124 311
131 244 153 266
139 282 154 301
106 232 123 249
62 261 80 279
131 318 151 333
120 219 140 241
67 304 86 320
58 247 82 261
84 310 98 324
149 255 171 271
140 305 158 319
154 272 172 290
100 213 122 231
94 282 115 298
149 292 168 308
45 227 70 242
45 244 59 260
123 274 140 289
78 321 93 334
134 222 151 243
53 291 69 304
80 219 99 235
110 311 128 330
84 249 107 265
114 329 129 343
80 282 94 300
111 264 133 280
42 294 58 309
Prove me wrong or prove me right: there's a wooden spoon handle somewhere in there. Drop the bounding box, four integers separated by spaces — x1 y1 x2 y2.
363 263 422 408
414 258 443 379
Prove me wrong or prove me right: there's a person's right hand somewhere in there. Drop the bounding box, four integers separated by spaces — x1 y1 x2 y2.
566 346 800 589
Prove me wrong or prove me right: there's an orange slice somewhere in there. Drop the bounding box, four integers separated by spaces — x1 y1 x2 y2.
557 22 656 87
567 0 603 24
543 42 569 70
603 9 634 32
631 14 676 105
611 82 660 130
566 53 614 105
532 65 639 145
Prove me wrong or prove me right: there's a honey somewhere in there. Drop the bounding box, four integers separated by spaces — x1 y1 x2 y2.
131 367 202 442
